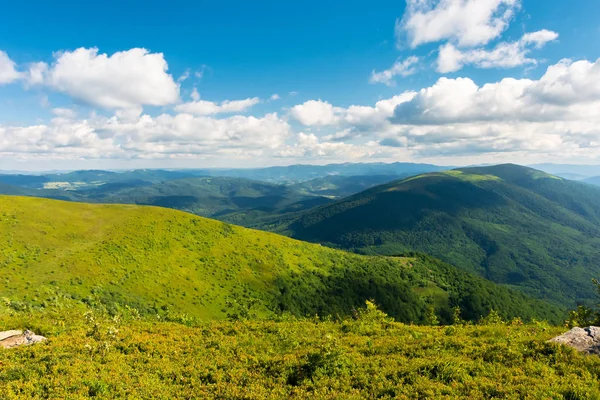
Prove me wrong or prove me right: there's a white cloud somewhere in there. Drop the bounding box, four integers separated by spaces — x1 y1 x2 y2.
437 43 465 73
26 62 48 86
177 69 190 82
521 29 559 48
282 58 600 163
437 30 559 72
0 51 21 84
394 58 600 124
52 108 77 119
289 100 342 126
4 56 600 167
398 0 520 48
290 94 416 130
370 56 420 86
195 65 208 79
190 88 201 101
277 132 380 160
175 97 260 115
0 111 291 162
28 47 180 109
269 94 280 101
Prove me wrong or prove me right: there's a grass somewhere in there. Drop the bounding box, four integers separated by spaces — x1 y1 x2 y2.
0 301 597 399
0 195 563 325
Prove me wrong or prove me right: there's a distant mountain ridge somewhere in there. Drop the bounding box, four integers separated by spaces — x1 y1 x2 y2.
272 164 600 307
0 162 448 188
584 176 600 186
0 176 333 227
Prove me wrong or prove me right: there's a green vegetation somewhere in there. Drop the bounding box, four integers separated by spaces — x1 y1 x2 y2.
0 195 563 324
0 176 332 228
274 164 600 307
0 300 597 399
566 279 600 327
290 174 405 198
1 172 599 398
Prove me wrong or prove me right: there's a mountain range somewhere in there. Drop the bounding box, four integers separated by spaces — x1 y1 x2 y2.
273 164 600 306
3 162 600 313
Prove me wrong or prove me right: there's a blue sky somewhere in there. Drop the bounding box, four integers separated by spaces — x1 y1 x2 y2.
0 0 600 170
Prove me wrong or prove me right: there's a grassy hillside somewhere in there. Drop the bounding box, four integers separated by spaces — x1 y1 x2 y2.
0 195 562 324
0 303 595 399
0 177 332 228
275 164 600 306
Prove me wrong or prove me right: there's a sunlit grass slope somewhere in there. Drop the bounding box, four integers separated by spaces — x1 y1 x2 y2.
0 304 597 399
0 195 562 323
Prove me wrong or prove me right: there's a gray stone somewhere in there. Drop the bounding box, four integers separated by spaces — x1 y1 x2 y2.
549 326 600 355
0 330 47 349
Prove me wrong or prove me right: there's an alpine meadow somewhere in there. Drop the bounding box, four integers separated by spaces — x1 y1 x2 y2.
2 0 600 398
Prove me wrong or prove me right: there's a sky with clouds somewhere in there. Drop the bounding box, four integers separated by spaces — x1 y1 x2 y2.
0 0 599 170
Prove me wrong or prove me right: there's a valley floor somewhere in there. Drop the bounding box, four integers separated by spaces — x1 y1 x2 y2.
0 307 598 399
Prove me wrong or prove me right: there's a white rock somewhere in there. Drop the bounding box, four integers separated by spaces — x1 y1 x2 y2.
549 326 600 355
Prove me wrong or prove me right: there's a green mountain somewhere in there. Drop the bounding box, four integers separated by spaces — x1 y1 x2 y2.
187 162 448 183
0 177 332 227
0 162 447 189
0 195 562 323
275 164 600 306
290 175 403 198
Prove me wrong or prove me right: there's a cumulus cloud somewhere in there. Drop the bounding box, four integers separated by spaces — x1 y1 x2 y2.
282 58 600 163
4 54 600 167
27 47 180 109
277 133 381 160
0 51 21 84
521 29 560 48
394 58 600 124
437 30 559 72
51 108 77 119
290 93 416 131
289 100 342 126
174 97 261 115
370 56 420 86
398 0 520 48
0 111 291 163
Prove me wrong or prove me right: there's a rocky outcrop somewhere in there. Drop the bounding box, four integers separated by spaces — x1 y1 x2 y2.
0 330 47 349
549 326 600 355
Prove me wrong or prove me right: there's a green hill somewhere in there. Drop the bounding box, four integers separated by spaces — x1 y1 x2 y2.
0 195 562 323
275 164 600 306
